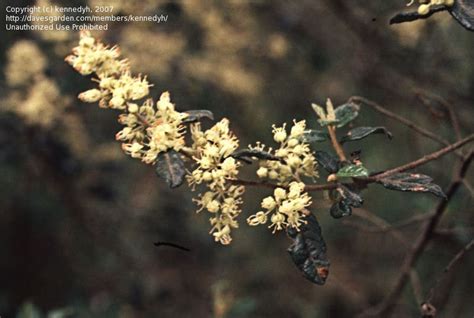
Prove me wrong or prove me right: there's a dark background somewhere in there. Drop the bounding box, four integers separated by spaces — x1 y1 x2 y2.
0 0 473 317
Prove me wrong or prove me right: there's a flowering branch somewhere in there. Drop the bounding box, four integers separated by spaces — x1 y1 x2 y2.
66 31 472 287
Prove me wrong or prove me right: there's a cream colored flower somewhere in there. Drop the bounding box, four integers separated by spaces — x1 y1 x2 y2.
251 120 318 185
187 119 244 245
247 182 311 233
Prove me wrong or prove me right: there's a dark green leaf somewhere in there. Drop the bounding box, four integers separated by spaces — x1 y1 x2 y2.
182 110 214 124
390 5 447 24
287 213 330 285
301 129 329 143
329 185 363 219
155 150 185 188
339 185 364 208
334 102 360 128
315 151 340 173
231 149 283 163
340 126 393 144
377 173 446 198
449 0 474 31
330 200 352 219
336 164 369 178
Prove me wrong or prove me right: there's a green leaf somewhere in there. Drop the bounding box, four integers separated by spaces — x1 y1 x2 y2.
155 150 186 188
182 109 214 124
231 148 282 164
301 129 329 143
377 173 446 198
336 164 369 178
334 102 360 128
340 126 393 144
315 151 339 173
287 213 330 285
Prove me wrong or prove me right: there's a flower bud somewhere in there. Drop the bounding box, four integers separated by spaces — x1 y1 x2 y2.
273 130 287 143
78 89 101 103
221 157 237 172
127 103 139 113
79 35 95 47
202 171 213 181
287 138 299 147
206 200 220 213
109 96 125 109
261 196 276 210
274 188 286 201
418 4 430 15
290 122 305 137
256 167 268 178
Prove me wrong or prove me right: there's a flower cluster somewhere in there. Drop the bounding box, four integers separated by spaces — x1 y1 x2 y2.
116 92 187 163
193 185 245 245
66 32 323 246
188 119 244 244
4 40 65 128
406 0 455 15
252 120 318 185
247 182 312 232
65 31 128 77
66 31 186 163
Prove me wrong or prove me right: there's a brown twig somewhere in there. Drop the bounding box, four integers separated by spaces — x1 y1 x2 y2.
367 135 474 181
424 239 474 307
410 269 424 306
344 208 411 247
357 151 473 317
345 212 436 233
413 89 463 141
462 179 474 198
328 125 347 161
349 96 452 147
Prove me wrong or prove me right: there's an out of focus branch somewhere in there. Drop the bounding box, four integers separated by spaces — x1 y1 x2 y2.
414 89 463 141
349 96 457 151
423 239 474 312
357 151 473 317
366 135 474 181
344 208 410 247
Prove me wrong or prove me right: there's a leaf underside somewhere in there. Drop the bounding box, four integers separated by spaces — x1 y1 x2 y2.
389 2 474 32
231 149 283 163
155 150 186 188
449 0 474 31
330 185 363 219
390 5 447 24
340 126 393 144
301 129 329 143
377 172 446 198
318 102 359 128
287 213 330 285
182 109 214 124
315 151 340 173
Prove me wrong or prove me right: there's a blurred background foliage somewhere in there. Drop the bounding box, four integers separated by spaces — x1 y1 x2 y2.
0 0 473 317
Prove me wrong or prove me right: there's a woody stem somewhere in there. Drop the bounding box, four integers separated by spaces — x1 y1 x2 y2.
328 125 347 161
